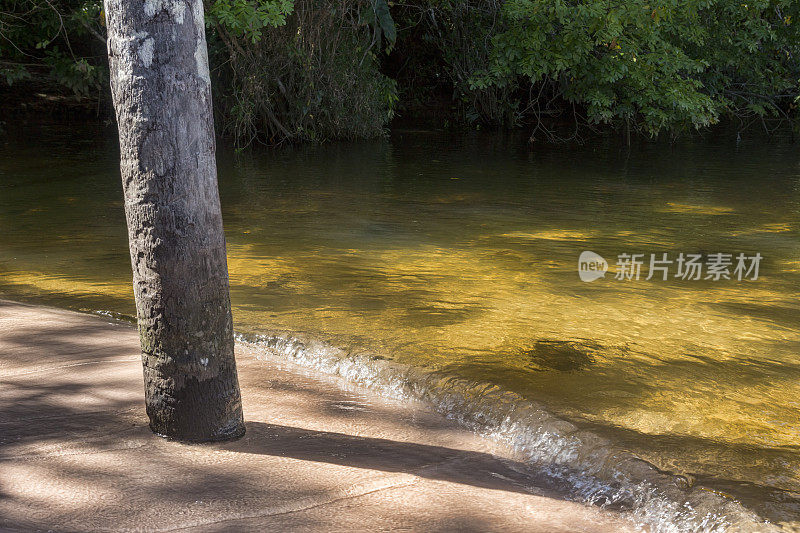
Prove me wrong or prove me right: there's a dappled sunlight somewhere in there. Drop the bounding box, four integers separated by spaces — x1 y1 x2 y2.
2 129 800 523
2 461 125 513
731 222 796 236
778 258 800 273
225 230 800 468
0 268 128 297
0 303 640 532
492 230 599 241
659 202 736 215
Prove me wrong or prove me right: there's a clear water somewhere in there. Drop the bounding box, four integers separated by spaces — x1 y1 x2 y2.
1 122 799 528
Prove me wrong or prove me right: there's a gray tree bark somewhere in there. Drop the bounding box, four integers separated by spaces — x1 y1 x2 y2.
104 0 245 441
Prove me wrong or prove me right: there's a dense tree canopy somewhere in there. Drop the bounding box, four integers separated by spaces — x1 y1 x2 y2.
1 0 798 143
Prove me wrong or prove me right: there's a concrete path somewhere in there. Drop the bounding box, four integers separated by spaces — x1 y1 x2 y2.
0 299 639 532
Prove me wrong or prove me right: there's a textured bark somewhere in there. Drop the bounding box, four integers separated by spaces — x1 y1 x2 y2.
104 0 245 441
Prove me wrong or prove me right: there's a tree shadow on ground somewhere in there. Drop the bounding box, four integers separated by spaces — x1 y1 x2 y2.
3 306 626 531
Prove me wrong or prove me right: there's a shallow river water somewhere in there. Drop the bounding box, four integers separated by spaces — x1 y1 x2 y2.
1 123 799 530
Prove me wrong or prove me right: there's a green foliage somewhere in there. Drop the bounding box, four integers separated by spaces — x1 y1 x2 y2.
1 63 30 85
427 0 517 126
206 0 294 42
393 0 800 140
478 0 722 136
0 0 107 95
210 0 398 145
360 0 396 52
44 51 105 96
690 0 800 129
0 0 396 143
2 0 798 143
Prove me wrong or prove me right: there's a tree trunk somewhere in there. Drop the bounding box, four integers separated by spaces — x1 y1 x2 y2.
104 0 245 441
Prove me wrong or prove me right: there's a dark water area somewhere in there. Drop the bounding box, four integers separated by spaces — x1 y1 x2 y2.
1 122 799 529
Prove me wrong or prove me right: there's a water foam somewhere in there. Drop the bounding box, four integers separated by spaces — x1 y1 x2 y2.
235 330 775 533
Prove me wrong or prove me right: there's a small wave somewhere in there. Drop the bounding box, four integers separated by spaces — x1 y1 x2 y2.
235 330 774 533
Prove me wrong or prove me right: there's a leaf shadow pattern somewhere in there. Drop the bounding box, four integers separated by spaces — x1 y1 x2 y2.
0 300 637 532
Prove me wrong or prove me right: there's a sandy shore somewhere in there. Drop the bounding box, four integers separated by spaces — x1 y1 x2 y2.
0 299 640 532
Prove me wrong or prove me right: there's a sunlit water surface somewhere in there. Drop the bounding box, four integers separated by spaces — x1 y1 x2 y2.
1 123 799 527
